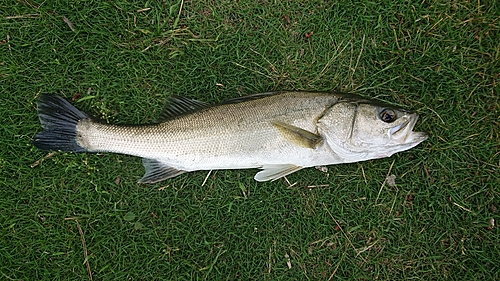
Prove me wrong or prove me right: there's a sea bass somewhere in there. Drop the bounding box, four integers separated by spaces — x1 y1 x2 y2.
33 92 428 183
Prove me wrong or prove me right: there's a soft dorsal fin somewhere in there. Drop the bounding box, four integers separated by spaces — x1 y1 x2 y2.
271 120 323 149
139 158 186 183
254 164 303 182
158 96 209 121
220 91 282 104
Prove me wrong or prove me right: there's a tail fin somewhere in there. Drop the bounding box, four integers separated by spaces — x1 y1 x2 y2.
33 94 89 152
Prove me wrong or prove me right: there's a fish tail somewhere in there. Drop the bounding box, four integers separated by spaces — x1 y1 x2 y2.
33 94 90 152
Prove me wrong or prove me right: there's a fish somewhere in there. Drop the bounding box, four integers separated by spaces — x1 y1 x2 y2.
33 91 428 183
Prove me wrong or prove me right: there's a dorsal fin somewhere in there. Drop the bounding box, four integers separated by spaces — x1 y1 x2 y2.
220 91 282 104
158 96 209 121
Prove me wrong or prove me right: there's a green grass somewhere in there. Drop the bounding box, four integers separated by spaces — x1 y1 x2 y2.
1 0 499 280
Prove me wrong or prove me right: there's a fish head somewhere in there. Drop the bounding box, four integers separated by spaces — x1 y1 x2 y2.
318 98 428 162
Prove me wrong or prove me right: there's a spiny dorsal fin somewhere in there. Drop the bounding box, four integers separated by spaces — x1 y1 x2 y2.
271 120 323 149
139 158 186 184
158 96 209 121
254 164 303 182
220 92 282 104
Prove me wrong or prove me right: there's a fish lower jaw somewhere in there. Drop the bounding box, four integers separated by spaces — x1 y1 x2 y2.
408 132 428 143
390 129 428 145
375 140 426 159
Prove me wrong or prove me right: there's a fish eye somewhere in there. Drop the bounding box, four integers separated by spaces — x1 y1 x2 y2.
379 109 396 123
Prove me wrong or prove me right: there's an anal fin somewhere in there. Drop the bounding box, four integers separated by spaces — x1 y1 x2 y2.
139 158 186 184
254 164 303 182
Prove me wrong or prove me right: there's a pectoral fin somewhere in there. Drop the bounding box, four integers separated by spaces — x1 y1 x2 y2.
139 158 186 184
254 164 303 182
271 120 323 149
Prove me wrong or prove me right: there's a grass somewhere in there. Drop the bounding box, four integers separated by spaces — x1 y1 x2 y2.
1 0 499 280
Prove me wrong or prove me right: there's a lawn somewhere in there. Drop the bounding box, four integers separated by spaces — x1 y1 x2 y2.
1 0 499 280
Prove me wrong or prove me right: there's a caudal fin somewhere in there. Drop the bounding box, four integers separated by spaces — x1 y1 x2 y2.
33 94 89 152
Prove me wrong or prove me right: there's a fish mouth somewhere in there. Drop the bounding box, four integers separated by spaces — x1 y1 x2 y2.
389 113 428 145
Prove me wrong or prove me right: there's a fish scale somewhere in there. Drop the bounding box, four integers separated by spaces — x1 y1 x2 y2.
33 91 427 183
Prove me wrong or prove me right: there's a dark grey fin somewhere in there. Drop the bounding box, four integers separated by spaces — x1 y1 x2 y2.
271 120 323 149
158 96 209 121
158 92 281 121
254 164 303 182
33 94 90 152
220 92 282 104
139 158 187 184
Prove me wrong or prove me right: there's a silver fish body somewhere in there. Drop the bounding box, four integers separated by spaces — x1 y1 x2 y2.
34 91 428 183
